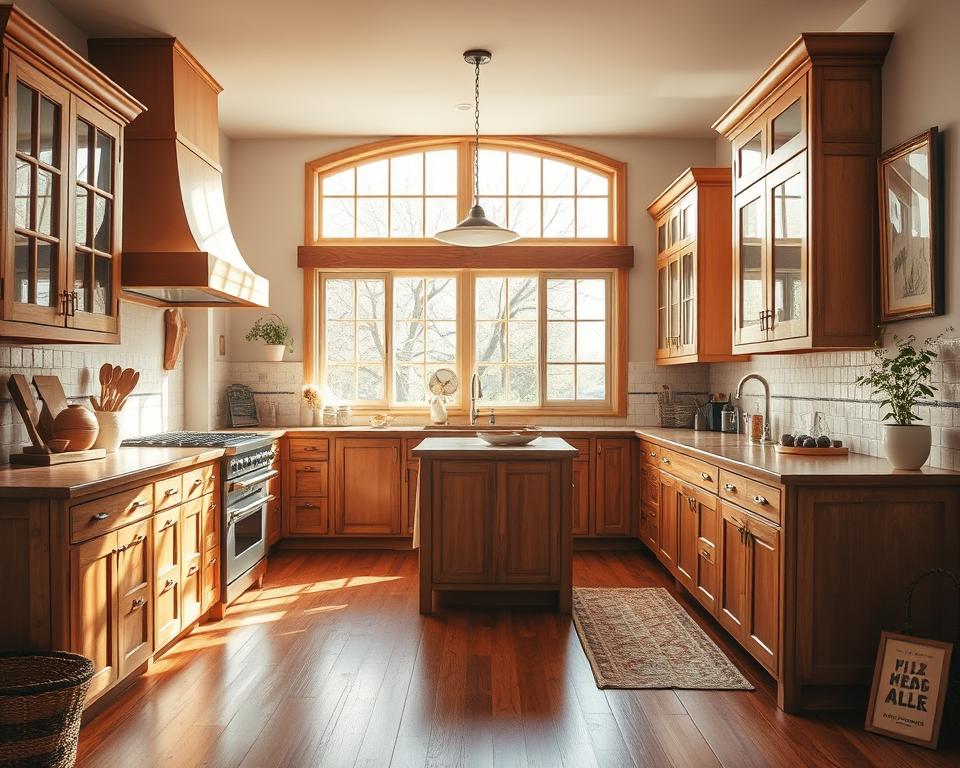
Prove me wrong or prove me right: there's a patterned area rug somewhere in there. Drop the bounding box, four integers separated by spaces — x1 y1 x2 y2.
573 587 754 690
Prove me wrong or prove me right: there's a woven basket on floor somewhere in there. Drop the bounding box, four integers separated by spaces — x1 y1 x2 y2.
0 652 94 768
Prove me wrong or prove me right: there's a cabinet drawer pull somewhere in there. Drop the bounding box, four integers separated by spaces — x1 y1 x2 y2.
131 500 145 509
687 496 696 510
700 549 711 559
700 471 711 481
209 557 217 566
91 512 110 521
164 488 179 497
161 518 175 530
753 495 768 505
648 510 656 518
303 502 316 508
131 597 146 610
649 451 657 458
305 445 319 451
724 483 737 492
162 578 176 592
192 478 203 487
115 543 128 553
660 456 670 464
188 564 199 576
304 465 315 471
208 502 217 511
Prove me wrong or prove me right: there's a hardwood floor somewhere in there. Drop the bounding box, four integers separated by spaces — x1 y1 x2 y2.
76 549 959 768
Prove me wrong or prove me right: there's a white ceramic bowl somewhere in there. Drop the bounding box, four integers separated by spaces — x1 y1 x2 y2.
477 430 541 447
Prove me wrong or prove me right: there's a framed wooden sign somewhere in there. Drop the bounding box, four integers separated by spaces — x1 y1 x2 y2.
878 127 943 322
865 631 953 749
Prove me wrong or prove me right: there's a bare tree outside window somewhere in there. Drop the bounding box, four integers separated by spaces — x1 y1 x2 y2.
474 276 538 405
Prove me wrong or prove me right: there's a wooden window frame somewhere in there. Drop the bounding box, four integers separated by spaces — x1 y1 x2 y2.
301 136 632 417
307 268 627 417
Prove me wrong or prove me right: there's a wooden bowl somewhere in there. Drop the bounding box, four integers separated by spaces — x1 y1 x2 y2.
52 404 99 451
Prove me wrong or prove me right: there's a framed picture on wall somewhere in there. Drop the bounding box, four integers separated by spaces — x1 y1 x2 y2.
864 631 953 749
878 127 943 322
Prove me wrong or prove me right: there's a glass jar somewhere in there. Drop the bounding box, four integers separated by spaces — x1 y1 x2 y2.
322 406 338 426
336 405 353 427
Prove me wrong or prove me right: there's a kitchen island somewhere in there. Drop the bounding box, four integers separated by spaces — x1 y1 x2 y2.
413 436 578 614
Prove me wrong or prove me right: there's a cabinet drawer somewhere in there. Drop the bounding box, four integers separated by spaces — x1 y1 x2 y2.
70 484 153 543
155 474 184 511
200 494 219 553
288 499 329 535
564 438 590 457
719 470 781 524
641 468 660 506
657 449 719 494
183 464 217 502
288 438 329 460
288 461 329 497
638 441 662 467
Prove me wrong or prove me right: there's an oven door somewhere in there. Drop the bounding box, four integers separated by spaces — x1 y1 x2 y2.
225 490 274 586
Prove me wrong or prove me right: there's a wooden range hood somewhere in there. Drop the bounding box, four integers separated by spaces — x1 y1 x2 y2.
88 38 268 307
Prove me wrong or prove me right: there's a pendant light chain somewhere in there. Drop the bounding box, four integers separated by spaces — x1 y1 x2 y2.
473 56 481 206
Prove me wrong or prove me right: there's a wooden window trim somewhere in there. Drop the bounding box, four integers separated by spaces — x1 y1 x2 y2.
304 267 628 417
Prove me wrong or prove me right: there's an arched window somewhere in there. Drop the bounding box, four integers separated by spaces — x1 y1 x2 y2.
300 137 631 416
305 137 625 244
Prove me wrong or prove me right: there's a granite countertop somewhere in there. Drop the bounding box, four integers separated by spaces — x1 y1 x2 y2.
413 436 579 459
0 447 227 499
282 424 638 435
635 428 960 485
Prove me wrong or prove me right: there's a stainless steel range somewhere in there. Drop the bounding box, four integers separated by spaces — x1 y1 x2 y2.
121 431 278 606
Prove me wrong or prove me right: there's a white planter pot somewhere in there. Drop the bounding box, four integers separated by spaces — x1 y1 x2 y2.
92 411 123 453
264 344 286 362
881 424 931 470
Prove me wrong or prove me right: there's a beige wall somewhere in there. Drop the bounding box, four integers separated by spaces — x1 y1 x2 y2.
223 135 718 364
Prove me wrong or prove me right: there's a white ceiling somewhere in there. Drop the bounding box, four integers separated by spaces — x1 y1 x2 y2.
48 0 868 139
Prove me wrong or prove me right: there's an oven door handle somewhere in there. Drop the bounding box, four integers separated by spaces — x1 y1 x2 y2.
228 494 275 525
228 468 279 492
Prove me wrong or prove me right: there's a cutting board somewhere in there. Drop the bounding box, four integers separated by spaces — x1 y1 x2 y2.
9 448 107 465
33 375 68 441
6 374 49 453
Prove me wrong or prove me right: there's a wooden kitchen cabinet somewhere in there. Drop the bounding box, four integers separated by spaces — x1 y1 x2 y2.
116 519 152 679
675 482 719 614
431 461 496 585
594 438 631 536
0 6 142 343
70 531 119 702
180 498 203 628
403 462 419 535
715 33 892 353
288 500 328 535
334 438 402 535
153 509 181 650
497 462 561 584
572 458 591 536
657 472 679 569
718 501 779 674
639 466 659 552
648 168 741 364
266 440 282 547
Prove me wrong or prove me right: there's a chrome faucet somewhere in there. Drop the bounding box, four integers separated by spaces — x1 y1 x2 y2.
735 373 773 443
470 372 483 426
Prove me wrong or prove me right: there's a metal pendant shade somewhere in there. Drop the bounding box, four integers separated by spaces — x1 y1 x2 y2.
434 50 519 247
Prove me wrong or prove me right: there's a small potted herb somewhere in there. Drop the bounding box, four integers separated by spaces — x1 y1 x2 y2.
855 327 951 469
245 314 293 362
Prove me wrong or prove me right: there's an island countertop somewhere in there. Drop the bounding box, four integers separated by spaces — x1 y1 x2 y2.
634 427 960 485
412 436 579 459
0 447 227 499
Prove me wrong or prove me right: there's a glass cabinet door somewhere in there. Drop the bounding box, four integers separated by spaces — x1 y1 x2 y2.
68 101 122 335
677 248 697 356
768 152 807 342
656 262 670 358
733 180 767 347
668 257 680 354
5 57 69 327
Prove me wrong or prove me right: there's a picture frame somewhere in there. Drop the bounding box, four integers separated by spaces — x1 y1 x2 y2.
878 127 943 322
865 631 953 749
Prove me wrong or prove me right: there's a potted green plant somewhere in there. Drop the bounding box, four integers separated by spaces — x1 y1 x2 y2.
855 327 951 470
245 314 293 362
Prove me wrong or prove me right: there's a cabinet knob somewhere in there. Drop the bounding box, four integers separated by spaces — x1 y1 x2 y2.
131 597 146 610
650 451 657 458
753 495 768 505
700 472 711 481
724 483 737 492
91 512 110 521
649 511 656 518
661 457 670 464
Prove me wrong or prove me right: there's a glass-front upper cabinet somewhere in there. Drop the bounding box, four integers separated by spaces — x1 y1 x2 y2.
734 179 767 347
6 57 69 329
656 262 670 358
0 12 140 343
768 153 807 342
677 249 696 356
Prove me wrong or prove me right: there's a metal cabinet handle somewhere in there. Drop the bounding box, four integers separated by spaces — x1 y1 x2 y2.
661 457 670 464
131 500 145 509
209 557 217 566
724 483 737 492
115 543 128 553
131 597 146 610
305 445 319 451
161 518 175 530
208 502 217 511
188 564 199 576
700 472 711 481
648 510 656 519
753 495 768 505
162 578 176 592
91 512 110 521
649 451 657 458
164 488 179 497
303 502 316 508
192 478 203 487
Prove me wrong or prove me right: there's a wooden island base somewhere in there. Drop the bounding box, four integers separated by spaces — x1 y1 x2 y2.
414 437 577 615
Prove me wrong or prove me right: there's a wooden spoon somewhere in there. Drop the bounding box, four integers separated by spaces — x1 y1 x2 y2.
103 365 122 410
98 363 112 406
112 370 139 412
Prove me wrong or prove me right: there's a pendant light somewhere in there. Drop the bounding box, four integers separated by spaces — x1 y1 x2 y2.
434 50 519 247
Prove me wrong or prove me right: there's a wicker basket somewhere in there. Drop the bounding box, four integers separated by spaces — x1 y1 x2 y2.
0 652 94 768
657 393 696 428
